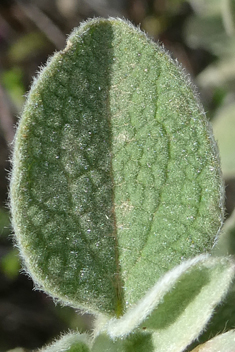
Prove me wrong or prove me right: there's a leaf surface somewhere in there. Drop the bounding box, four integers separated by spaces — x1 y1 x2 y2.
107 256 235 352
10 18 224 315
190 330 235 352
38 332 91 352
212 102 235 178
91 331 154 352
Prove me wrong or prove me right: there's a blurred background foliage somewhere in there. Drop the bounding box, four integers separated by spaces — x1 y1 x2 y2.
0 0 234 351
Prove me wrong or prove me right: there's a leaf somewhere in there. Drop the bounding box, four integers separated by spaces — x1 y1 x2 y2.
91 334 122 352
187 212 235 349
10 18 224 316
213 208 235 256
38 332 91 352
212 102 235 178
106 255 235 352
190 330 235 352
91 331 154 352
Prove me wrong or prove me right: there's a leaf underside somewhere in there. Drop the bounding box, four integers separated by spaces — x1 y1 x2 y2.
10 18 224 315
190 330 235 352
107 255 235 352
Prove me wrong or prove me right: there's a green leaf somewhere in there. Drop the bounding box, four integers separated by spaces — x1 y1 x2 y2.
213 209 235 257
212 102 235 178
190 330 235 352
91 331 154 352
106 255 235 352
189 212 235 348
10 18 224 316
38 332 91 352
91 334 122 352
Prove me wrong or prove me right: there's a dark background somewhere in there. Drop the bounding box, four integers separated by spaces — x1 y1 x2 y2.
0 0 235 351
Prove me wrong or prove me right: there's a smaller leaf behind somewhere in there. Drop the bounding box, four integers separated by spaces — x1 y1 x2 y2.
191 210 235 347
212 102 235 178
38 332 91 352
107 255 235 352
190 330 235 352
91 331 154 352
213 208 235 257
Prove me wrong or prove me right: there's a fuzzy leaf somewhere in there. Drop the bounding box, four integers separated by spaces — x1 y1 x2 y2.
38 332 91 352
213 208 235 257
10 18 224 316
190 330 235 352
107 255 235 352
190 211 235 348
91 331 154 352
212 102 235 178
91 334 122 352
